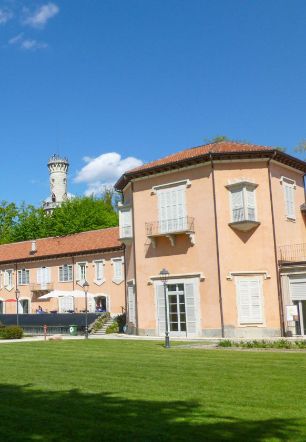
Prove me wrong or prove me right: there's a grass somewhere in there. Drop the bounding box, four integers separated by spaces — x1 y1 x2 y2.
0 340 306 441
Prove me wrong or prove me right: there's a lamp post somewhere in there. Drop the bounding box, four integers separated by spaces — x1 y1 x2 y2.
15 288 20 327
159 268 170 349
83 280 89 339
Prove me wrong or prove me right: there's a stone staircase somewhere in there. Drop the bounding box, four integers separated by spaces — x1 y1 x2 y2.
91 317 114 336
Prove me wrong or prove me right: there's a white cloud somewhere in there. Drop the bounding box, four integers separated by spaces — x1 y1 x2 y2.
9 33 24 45
23 3 59 28
21 39 48 50
75 152 143 196
0 8 13 24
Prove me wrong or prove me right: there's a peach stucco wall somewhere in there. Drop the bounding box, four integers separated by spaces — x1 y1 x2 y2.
0 250 125 315
124 158 305 337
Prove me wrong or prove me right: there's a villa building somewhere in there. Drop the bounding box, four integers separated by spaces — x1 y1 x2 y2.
0 228 125 316
115 141 306 338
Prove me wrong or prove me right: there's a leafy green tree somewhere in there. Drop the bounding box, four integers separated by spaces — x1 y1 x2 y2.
0 189 119 244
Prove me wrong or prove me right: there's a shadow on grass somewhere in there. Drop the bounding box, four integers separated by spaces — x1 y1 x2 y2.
0 384 301 441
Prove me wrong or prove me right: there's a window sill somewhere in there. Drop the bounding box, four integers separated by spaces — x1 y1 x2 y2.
59 280 73 283
94 279 105 286
229 220 260 232
286 217 296 223
112 278 124 285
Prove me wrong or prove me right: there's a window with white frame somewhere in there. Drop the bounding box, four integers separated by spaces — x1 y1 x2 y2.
4 269 13 290
282 177 296 220
157 184 187 233
59 264 73 282
119 206 133 239
229 183 257 223
18 269 30 285
94 260 105 285
112 257 124 283
77 262 87 282
236 277 263 324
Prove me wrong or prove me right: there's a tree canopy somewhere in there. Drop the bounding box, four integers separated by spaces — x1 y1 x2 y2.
0 189 119 245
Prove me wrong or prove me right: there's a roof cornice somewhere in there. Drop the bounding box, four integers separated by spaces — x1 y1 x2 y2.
115 149 306 191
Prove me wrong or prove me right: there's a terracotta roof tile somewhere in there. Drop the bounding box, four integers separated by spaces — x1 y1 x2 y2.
115 141 306 190
0 227 121 264
128 141 273 173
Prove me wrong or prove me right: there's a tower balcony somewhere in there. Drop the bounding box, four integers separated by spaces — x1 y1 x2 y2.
146 216 195 248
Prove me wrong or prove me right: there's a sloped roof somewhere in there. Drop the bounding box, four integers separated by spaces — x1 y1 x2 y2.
0 227 122 264
115 141 306 190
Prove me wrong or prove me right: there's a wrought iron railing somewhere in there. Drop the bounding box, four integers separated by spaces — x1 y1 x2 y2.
119 226 133 239
146 216 195 236
278 243 306 263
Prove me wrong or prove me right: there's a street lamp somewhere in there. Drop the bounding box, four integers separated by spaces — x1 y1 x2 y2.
83 280 89 339
159 268 170 349
15 288 20 327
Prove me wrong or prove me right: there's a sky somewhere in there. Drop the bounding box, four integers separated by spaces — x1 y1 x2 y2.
1 0 306 205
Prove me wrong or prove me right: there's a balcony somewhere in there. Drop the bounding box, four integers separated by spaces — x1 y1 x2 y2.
119 226 133 244
278 243 306 264
228 208 260 232
30 283 54 292
146 216 195 248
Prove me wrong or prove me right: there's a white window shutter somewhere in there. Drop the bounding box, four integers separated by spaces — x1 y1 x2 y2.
37 268 42 284
185 283 197 334
4 271 9 287
246 188 256 221
128 285 136 325
231 189 244 222
156 285 166 335
249 279 263 322
284 184 295 219
237 280 251 323
237 278 263 324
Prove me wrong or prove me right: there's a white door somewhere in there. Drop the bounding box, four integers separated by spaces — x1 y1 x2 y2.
156 282 198 337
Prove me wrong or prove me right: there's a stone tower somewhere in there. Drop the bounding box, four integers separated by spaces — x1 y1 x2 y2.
43 154 70 213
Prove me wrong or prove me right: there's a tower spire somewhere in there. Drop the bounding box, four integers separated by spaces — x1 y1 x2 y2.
43 154 70 213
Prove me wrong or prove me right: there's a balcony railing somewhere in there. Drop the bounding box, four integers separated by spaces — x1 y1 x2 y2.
30 283 54 292
278 243 306 263
146 216 195 247
119 225 133 239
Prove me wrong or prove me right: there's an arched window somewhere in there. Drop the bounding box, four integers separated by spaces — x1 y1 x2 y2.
52 193 56 203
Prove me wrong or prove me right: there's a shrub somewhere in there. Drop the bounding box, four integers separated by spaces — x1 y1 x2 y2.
218 340 232 347
0 326 23 340
106 322 119 334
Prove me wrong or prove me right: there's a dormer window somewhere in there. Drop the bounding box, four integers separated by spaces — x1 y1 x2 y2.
226 181 260 232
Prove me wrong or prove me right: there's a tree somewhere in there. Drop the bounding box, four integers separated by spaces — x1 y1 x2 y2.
295 140 306 155
0 190 119 244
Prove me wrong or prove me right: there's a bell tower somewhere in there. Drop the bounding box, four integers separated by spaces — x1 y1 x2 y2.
43 154 69 213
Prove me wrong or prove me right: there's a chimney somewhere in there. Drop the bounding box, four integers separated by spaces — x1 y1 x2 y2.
31 241 37 253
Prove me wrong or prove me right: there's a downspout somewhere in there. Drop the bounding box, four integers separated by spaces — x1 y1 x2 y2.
268 154 285 336
131 182 139 334
122 243 127 315
210 154 225 338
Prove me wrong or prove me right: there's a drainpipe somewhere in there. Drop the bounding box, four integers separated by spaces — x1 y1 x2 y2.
210 154 225 338
268 154 285 336
131 182 139 335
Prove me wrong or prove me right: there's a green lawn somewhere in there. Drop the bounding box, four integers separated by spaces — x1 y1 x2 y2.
0 340 306 441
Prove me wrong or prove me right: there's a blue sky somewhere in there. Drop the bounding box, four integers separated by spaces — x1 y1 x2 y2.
1 0 306 205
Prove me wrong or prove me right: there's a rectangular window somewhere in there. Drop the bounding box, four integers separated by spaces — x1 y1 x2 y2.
4 269 13 289
112 258 123 283
95 260 104 283
18 269 30 285
236 278 263 324
59 264 73 282
231 185 257 222
157 185 186 233
283 179 295 220
77 262 87 282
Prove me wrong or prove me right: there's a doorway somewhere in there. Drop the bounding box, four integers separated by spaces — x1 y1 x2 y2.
95 296 107 312
167 284 187 335
19 299 29 314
